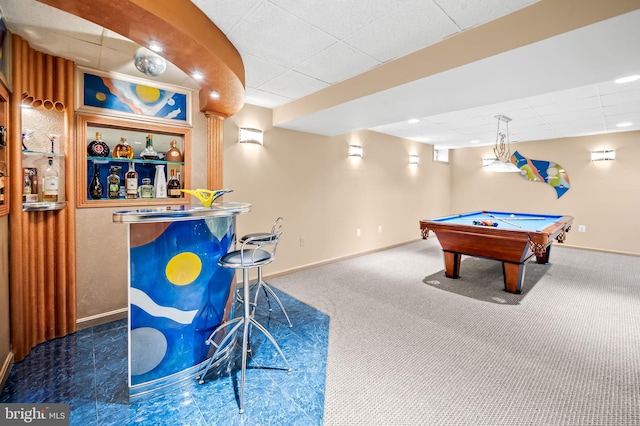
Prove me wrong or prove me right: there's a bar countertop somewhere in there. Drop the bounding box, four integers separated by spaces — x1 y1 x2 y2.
112 202 252 223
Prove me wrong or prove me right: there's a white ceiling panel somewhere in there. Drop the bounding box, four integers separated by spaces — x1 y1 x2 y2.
434 0 539 30
294 42 381 85
259 69 330 101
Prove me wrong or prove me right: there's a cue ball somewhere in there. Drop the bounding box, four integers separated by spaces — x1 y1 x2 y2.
510 214 515 218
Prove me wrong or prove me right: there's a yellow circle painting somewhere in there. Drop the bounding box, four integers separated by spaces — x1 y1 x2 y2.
135 84 162 103
95 92 106 101
165 252 202 286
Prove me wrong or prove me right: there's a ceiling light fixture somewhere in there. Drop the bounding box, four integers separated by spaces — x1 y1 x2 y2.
408 118 419 124
148 41 163 53
485 115 520 173
210 90 220 99
133 47 167 77
191 71 204 81
616 122 632 128
614 75 640 84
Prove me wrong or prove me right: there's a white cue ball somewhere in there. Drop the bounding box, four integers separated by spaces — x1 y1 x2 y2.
510 214 515 218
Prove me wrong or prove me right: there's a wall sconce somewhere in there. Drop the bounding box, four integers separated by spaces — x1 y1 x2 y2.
239 127 264 145
349 144 363 157
591 150 615 161
409 154 419 164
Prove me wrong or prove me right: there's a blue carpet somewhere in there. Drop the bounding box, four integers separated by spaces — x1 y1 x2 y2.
1 288 329 425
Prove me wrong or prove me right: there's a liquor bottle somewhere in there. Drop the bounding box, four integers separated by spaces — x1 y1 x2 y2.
23 169 33 202
89 163 104 199
125 163 139 199
42 158 59 202
139 178 154 198
87 132 110 157
165 140 183 162
140 134 158 160
113 137 134 159
107 167 121 199
167 168 181 198
153 164 167 198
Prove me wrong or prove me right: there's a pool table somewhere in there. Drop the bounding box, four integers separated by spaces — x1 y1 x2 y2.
420 211 573 294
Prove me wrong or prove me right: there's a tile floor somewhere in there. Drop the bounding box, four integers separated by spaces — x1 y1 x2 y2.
1 289 329 425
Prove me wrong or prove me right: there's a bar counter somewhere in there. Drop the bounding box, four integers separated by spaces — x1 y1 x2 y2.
113 202 251 399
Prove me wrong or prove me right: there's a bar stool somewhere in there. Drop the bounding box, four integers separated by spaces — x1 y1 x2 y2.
239 217 293 328
197 227 291 414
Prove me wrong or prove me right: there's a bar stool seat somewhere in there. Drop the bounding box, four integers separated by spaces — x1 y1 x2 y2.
197 227 290 414
238 217 293 328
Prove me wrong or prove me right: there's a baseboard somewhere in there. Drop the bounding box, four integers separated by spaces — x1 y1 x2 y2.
265 238 423 280
76 308 128 330
560 243 640 258
0 351 13 394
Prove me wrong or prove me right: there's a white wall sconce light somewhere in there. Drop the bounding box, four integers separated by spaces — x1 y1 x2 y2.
409 154 419 164
591 150 616 161
349 144 363 157
239 127 264 145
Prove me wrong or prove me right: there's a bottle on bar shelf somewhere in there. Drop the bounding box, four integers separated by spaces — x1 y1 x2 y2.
165 140 183 162
113 137 134 159
89 163 104 200
140 134 158 160
167 168 181 198
107 166 121 199
154 165 167 198
125 162 139 199
87 132 110 157
139 178 154 198
42 158 59 202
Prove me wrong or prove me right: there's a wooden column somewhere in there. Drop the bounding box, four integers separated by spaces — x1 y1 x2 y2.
9 36 77 361
205 112 225 190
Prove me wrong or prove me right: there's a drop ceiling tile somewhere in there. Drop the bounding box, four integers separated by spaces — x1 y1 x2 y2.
344 0 458 63
434 0 539 30
271 0 410 40
228 2 336 69
603 101 640 116
598 79 640 95
259 69 329 100
600 89 640 106
240 53 289 89
532 96 601 115
295 42 381 84
192 0 262 34
245 88 293 109
525 85 599 106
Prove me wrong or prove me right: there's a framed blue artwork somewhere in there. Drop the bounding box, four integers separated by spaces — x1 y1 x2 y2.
76 67 192 126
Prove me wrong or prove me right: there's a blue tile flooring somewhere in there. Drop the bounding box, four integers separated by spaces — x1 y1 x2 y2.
1 288 329 425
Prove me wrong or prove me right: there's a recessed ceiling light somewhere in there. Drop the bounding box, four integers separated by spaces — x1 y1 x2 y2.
614 75 640 84
191 71 204 81
210 90 220 99
148 41 163 53
408 118 419 124
616 122 632 127
470 140 480 144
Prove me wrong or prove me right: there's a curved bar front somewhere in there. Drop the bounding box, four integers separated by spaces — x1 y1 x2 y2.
113 202 251 400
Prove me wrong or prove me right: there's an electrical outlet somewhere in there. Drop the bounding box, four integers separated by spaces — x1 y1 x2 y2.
356 228 361 237
578 225 586 232
300 237 305 246
378 225 383 233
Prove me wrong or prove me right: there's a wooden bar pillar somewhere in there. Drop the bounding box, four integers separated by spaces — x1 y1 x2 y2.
205 112 225 190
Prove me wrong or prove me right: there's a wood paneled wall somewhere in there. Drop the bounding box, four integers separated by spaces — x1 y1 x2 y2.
9 35 77 362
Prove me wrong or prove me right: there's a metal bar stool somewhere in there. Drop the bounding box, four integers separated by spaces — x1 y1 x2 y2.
239 217 293 328
197 227 290 414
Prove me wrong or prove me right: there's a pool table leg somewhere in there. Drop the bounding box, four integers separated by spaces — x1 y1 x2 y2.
502 262 525 294
443 251 461 279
